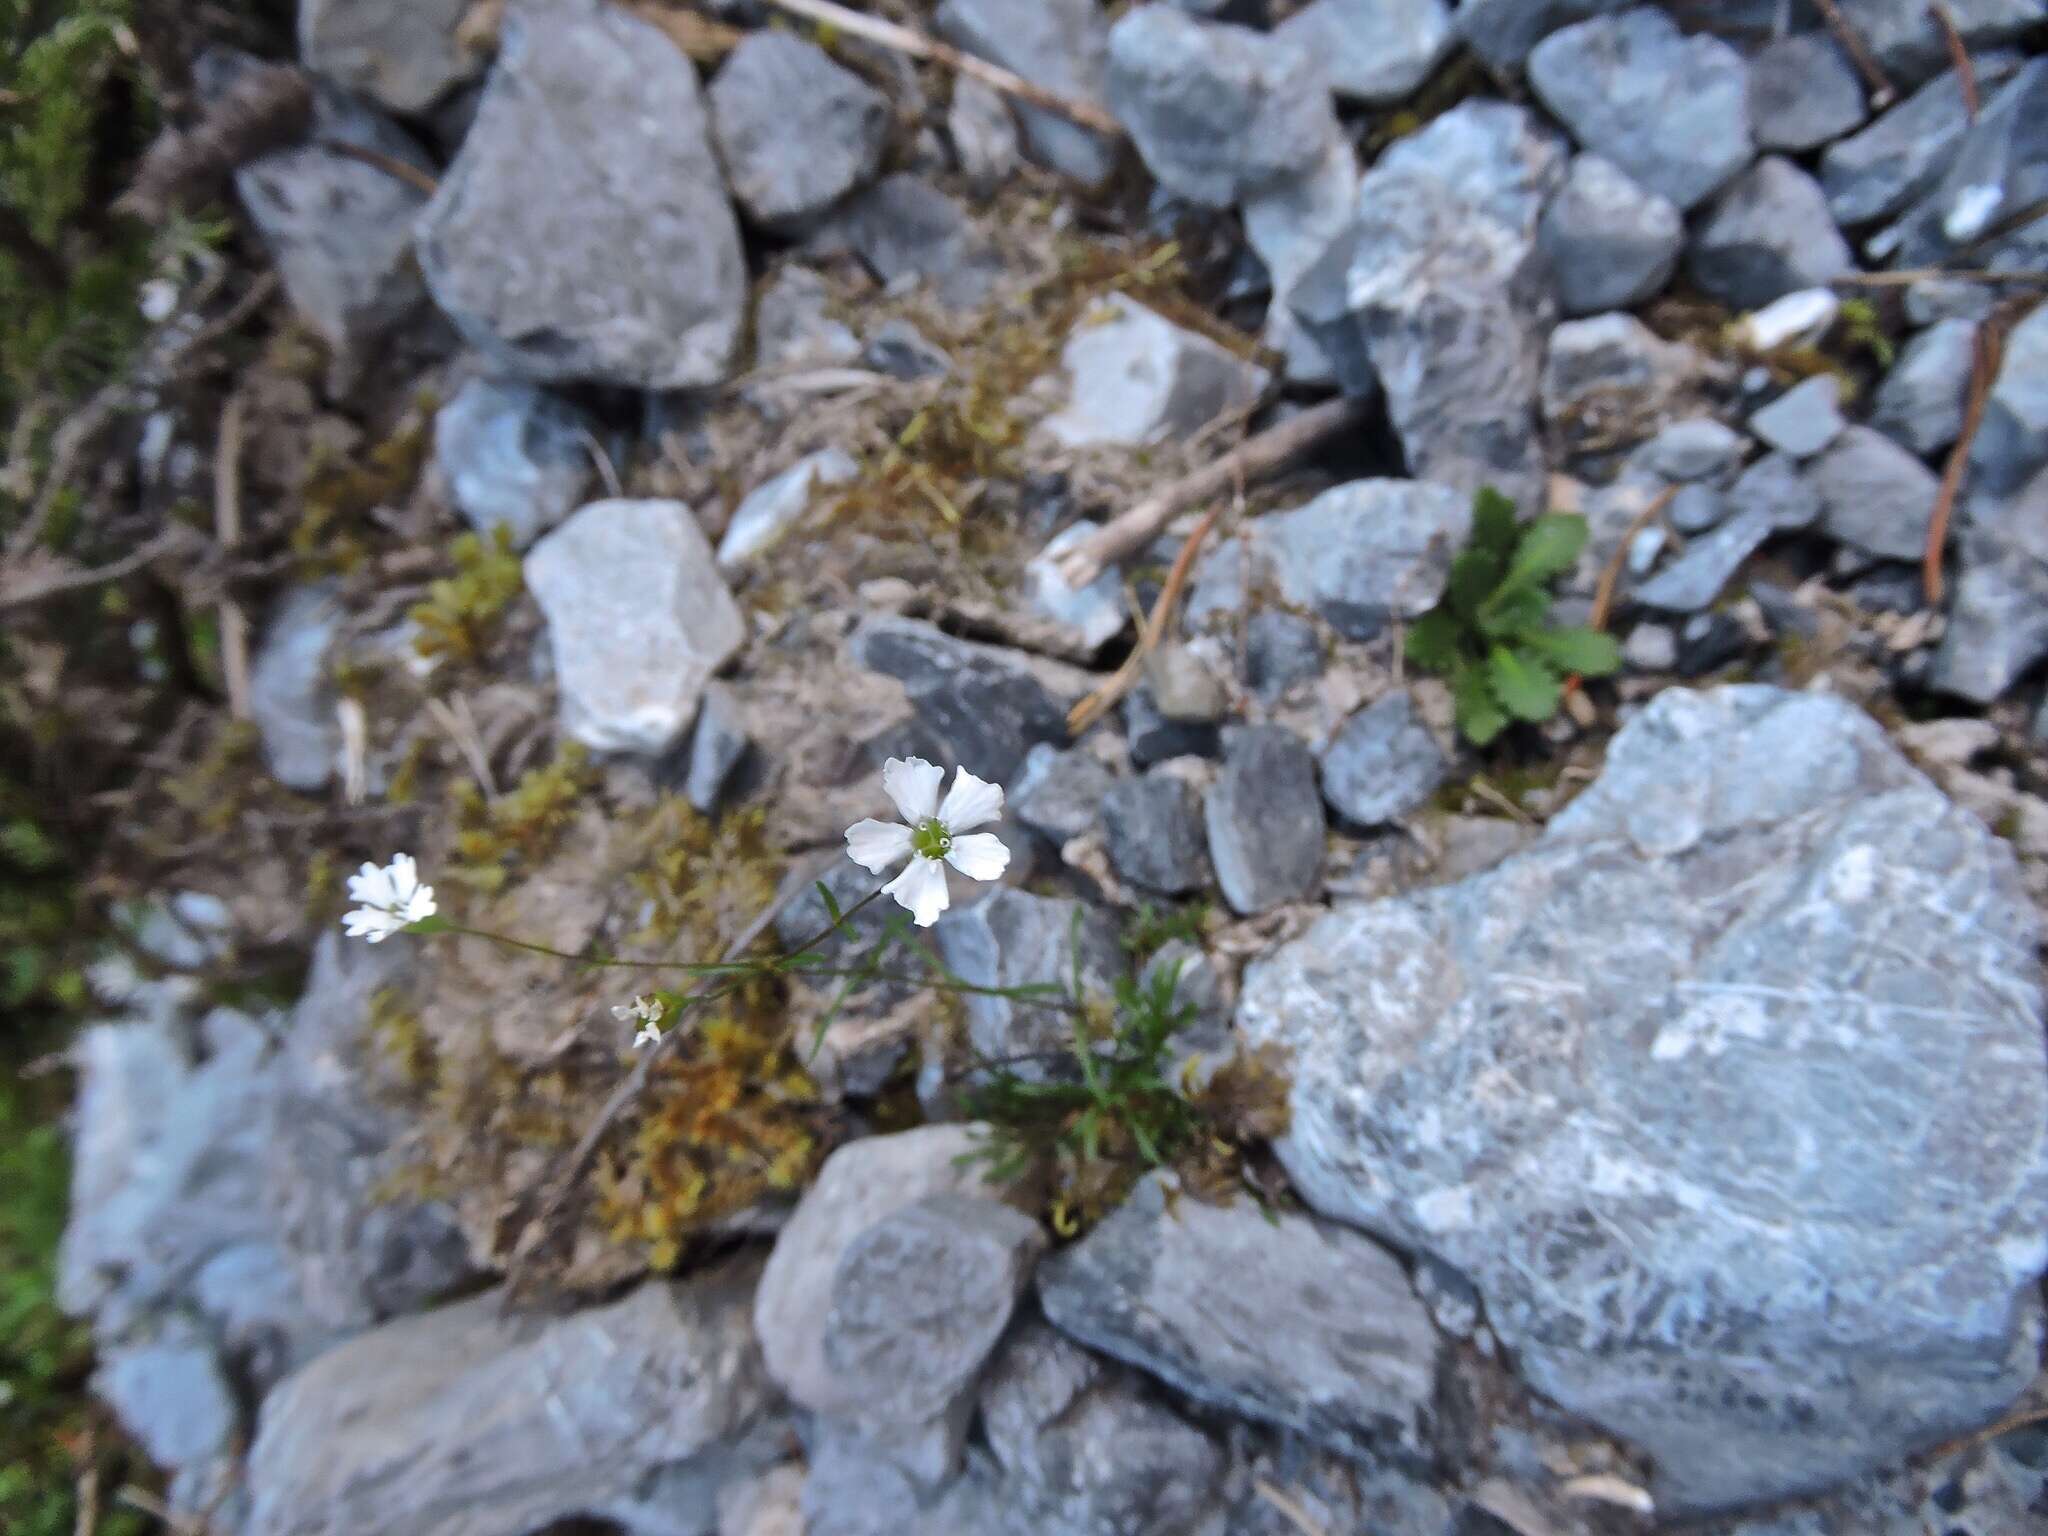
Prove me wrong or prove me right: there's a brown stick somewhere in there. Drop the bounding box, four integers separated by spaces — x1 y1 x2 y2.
213 393 251 719
1924 299 2034 605
1929 3 1977 119
1832 268 2048 289
1047 395 1369 589
1812 0 1895 109
313 138 440 197
1067 495 1225 736
754 0 1124 138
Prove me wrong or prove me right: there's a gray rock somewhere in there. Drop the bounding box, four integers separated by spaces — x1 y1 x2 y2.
1104 5 1337 207
1010 744 1113 844
1249 478 1472 642
1237 684 2048 1514
250 585 344 793
683 681 749 815
1968 302 2048 498
526 498 745 756
1242 135 1363 383
717 447 859 567
1642 416 1746 482
1622 620 1677 670
1376 99 1569 238
850 617 1071 782
1206 725 1323 914
936 0 1117 187
1667 482 1727 534
935 888 1125 1076
1751 375 1846 459
1931 467 2048 703
1747 32 1867 152
1540 312 1702 451
1103 773 1210 894
1292 171 1551 507
199 52 434 389
1733 449 1824 531
1538 153 1684 316
1144 643 1226 722
1453 0 1629 73
826 174 999 310
266 935 473 1331
1528 7 1753 212
1244 610 1322 700
1039 1172 1442 1462
1820 58 2019 227
434 377 594 549
710 31 889 231
948 76 1022 195
299 0 479 114
755 266 861 369
1635 503 1776 612
1806 425 1941 561
1040 294 1269 449
1273 0 1452 105
1830 0 2042 87
1687 157 1854 311
1320 691 1449 827
246 1267 784 1536
756 1125 1008 1416
862 318 951 381
415 0 745 388
95 1318 241 1521
1870 319 1976 456
824 1193 1045 1428
1123 683 1221 767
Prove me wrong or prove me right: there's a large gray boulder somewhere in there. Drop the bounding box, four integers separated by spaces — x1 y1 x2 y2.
299 0 481 113
1237 685 2048 1514
708 31 889 231
244 1266 785 1536
1686 157 1854 311
414 0 747 388
525 498 745 757
935 0 1117 187
1528 6 1752 212
1038 1172 1443 1464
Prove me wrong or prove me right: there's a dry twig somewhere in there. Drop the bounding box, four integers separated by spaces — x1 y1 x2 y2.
1925 297 2035 604
754 0 1124 137
1832 268 2048 289
0 530 192 611
313 138 440 197
213 392 250 719
1588 485 1677 634
1066 497 1225 736
1812 0 1895 108
1253 1479 1330 1536
1047 395 1369 589
1929 2 1978 118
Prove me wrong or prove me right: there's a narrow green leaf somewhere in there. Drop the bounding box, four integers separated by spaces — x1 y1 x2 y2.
1451 659 1508 746
1500 513 1589 592
1404 608 1463 673
1475 583 1546 639
1446 547 1503 620
1470 486 1519 562
814 880 844 927
1521 625 1623 677
1487 644 1562 722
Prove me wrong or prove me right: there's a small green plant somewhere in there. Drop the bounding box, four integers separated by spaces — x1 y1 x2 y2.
1405 489 1621 746
1118 899 1208 962
410 526 524 665
1838 296 1896 369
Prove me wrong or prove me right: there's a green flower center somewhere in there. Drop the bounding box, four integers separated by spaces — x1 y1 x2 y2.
910 817 952 860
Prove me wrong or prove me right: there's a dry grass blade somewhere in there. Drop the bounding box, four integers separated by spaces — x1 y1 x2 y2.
1812 0 1895 108
313 138 440 196
1066 496 1224 736
1924 297 2035 605
1929 2 1978 118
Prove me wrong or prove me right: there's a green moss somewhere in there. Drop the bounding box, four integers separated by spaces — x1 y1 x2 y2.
292 415 432 576
409 527 524 666
446 742 596 894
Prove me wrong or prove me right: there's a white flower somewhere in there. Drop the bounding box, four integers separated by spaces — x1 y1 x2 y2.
341 853 437 943
845 756 1011 927
615 995 664 1048
138 278 179 323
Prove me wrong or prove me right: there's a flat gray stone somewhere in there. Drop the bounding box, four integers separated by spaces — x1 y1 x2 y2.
1040 294 1269 449
936 0 1117 187
1103 772 1210 894
415 0 746 388
94 1319 239 1495
434 377 594 549
1541 312 1702 452
1806 425 1941 561
1885 59 2048 268
683 680 749 816
1538 153 1684 317
1244 478 1472 642
1747 31 1867 152
1634 503 1775 613
1039 1172 1443 1463
1820 58 2019 226
1104 5 1338 207
1026 524 1127 654
1242 134 1361 386
1731 449 1823 531
1009 743 1113 844
948 76 1023 196
850 617 1071 782
935 889 1125 1076
754 266 860 369
1750 374 1846 459
1641 416 1746 482
861 318 952 381
299 0 480 113
525 498 746 756
1238 684 2048 1514
1871 318 1976 457
245 1267 784 1536
1528 7 1753 212
717 447 859 567
1687 157 1854 311
1124 682 1221 767
1667 482 1727 534
250 585 344 793
710 31 888 232
1206 725 1323 915
1274 0 1453 105
1320 691 1449 827
1453 0 1629 72
1244 610 1323 700
825 174 999 310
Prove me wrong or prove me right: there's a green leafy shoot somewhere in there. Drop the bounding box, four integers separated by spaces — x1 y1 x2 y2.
1406 488 1621 746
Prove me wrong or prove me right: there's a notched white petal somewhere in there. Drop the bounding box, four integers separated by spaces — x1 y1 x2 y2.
885 855 951 927
882 756 945 823
938 768 1005 833
845 818 914 874
944 831 1011 882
